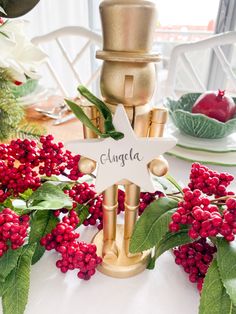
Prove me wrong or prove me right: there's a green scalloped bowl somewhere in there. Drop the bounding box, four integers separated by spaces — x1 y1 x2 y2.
10 79 38 98
165 93 236 139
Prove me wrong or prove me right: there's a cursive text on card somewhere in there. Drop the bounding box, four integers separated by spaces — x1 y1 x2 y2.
100 148 143 167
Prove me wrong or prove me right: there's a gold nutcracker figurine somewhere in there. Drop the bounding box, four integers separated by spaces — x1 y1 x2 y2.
78 0 170 278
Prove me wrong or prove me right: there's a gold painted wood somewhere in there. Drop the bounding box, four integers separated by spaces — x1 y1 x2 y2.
93 0 169 278
96 50 161 63
93 225 150 278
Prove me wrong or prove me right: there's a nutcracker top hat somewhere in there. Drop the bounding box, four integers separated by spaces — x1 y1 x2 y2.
96 0 160 63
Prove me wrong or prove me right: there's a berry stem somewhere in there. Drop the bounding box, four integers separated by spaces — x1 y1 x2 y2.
40 178 78 184
165 174 184 195
167 192 182 196
210 195 236 204
168 195 182 202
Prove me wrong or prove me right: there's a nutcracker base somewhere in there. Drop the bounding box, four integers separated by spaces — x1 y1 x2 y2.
92 224 150 278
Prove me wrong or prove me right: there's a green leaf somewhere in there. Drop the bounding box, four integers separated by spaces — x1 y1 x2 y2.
19 189 33 201
147 228 192 269
199 259 233 314
153 176 179 194
40 175 60 182
77 85 124 140
216 238 236 306
0 248 23 282
0 279 8 297
3 197 13 209
28 200 70 210
27 182 72 210
65 99 107 138
57 182 74 191
40 177 74 190
130 197 178 253
70 85 124 140
11 199 32 215
29 211 59 264
2 243 36 314
78 85 112 122
0 272 14 298
0 30 8 38
76 204 89 227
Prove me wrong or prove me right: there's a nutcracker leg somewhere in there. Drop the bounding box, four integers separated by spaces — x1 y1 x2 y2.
102 185 119 259
124 183 140 256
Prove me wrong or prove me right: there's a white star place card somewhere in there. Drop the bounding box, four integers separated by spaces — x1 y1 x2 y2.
66 105 177 194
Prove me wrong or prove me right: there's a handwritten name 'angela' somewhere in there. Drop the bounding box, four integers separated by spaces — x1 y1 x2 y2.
100 148 143 167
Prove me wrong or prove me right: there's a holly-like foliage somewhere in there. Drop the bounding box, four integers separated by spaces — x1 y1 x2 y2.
0 70 44 140
0 70 24 139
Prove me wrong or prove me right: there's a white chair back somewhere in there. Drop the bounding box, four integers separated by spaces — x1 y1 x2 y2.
165 31 236 99
32 26 102 97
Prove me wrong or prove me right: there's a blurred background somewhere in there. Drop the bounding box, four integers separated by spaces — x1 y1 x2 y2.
22 0 236 99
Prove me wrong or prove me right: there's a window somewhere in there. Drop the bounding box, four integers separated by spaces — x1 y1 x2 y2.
89 0 236 98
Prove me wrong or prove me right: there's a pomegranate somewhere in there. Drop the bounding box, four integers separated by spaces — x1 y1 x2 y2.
191 90 236 122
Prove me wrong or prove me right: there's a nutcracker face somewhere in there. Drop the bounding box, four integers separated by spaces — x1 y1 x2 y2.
100 61 156 106
98 0 158 108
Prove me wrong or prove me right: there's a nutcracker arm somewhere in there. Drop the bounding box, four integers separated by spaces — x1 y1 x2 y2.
78 104 99 175
149 156 169 177
148 107 169 177
149 108 168 137
78 156 97 175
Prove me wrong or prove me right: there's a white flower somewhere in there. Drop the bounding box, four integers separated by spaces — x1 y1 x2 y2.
0 19 47 82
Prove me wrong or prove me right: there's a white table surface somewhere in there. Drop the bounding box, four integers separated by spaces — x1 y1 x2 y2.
1 156 236 314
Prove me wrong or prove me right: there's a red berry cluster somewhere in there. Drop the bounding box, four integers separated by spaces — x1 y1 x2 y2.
0 162 41 201
173 238 216 292
41 210 102 280
39 135 67 176
170 162 236 242
169 187 224 239
189 163 234 197
67 182 96 205
0 135 84 202
41 210 80 252
39 135 83 180
10 139 40 167
220 198 236 241
0 208 29 256
64 183 103 229
0 141 41 201
57 241 102 280
139 191 163 215
117 189 125 214
65 154 82 181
